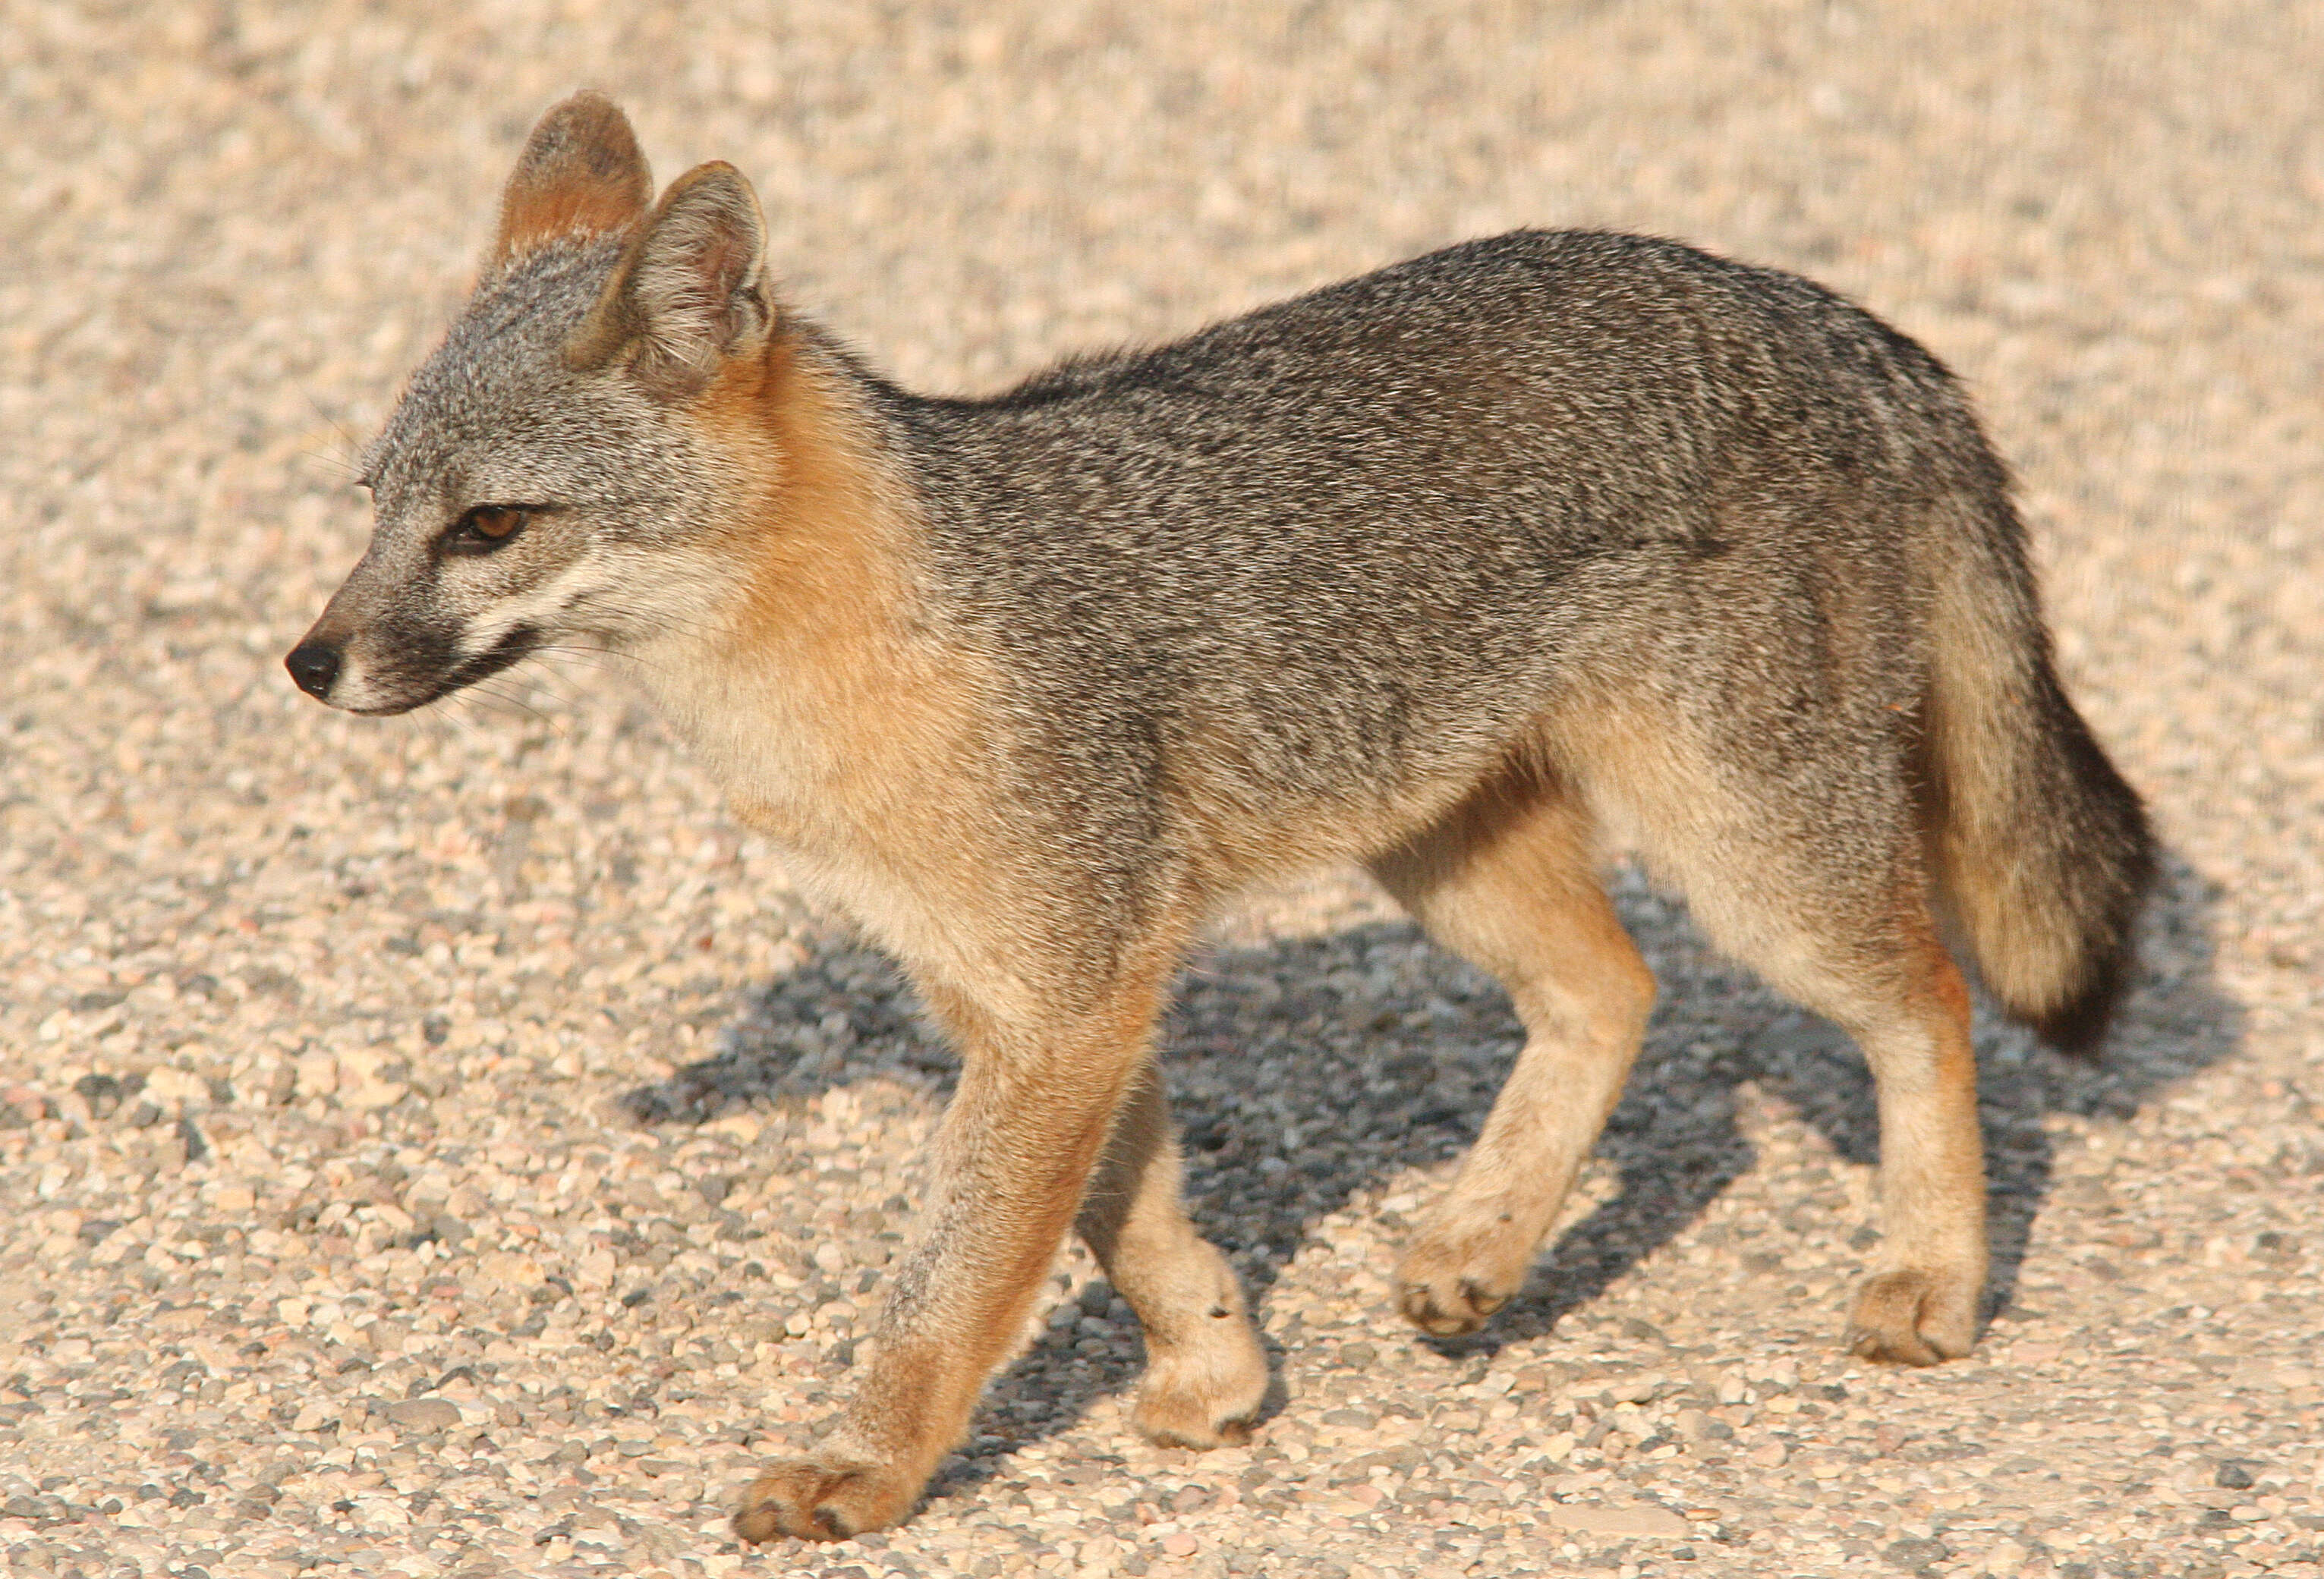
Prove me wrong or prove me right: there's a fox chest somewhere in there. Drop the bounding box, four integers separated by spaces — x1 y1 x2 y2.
657 668 1026 986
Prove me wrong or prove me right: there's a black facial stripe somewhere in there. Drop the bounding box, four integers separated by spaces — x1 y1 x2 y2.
367 613 461 700
443 623 543 693
336 619 542 716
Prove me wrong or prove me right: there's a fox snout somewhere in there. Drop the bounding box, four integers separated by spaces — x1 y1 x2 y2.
285 640 342 700
285 596 374 710
282 615 405 714
285 588 392 713
284 602 542 715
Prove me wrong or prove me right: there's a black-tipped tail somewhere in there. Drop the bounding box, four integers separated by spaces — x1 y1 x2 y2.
1925 521 2156 1057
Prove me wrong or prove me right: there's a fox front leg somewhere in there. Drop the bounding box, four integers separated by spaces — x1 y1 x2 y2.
732 974 1174 1543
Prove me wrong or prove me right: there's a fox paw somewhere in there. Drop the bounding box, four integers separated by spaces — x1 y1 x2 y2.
1395 1232 1526 1338
1845 1268 1979 1367
1131 1320 1270 1448
732 1454 918 1544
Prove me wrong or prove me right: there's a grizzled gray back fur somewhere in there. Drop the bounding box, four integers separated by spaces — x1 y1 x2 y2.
901 231 1948 807
868 231 2148 1036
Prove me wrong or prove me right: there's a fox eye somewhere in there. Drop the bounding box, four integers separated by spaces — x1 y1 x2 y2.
448 505 528 553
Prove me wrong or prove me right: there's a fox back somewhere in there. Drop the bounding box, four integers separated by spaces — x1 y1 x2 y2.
895 230 1971 876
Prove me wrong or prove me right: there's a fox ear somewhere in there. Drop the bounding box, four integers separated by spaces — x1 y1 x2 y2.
566 162 773 400
490 91 654 269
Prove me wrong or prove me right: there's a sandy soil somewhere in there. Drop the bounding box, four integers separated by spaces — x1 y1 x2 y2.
4 3 2321 1576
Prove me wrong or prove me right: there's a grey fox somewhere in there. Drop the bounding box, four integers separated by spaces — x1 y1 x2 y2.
288 93 2154 1542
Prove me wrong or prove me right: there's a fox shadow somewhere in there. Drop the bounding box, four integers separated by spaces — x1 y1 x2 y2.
621 848 2238 1475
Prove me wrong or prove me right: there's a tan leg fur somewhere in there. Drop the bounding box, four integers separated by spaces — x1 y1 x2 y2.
1367 770 1658 1337
1840 936 1989 1364
1075 1066 1270 1447
733 960 1205 1541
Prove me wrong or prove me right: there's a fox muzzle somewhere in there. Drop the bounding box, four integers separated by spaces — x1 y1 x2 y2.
285 640 342 701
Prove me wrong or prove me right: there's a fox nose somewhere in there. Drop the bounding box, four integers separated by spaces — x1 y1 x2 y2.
285 641 342 700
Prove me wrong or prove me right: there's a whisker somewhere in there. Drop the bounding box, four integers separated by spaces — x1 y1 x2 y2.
531 645 633 672
409 697 483 750
532 644 675 684
298 392 371 487
304 390 362 451
298 445 366 484
464 680 568 734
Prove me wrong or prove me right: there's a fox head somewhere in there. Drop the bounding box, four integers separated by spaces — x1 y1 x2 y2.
287 93 786 714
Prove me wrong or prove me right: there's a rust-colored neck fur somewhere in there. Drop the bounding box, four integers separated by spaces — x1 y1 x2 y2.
684 324 952 733
666 324 1021 1003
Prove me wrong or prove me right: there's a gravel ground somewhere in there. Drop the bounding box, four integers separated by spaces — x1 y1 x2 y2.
5 3 2322 1577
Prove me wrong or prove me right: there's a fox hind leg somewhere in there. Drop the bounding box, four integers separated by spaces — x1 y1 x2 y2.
1367 775 1658 1338
1075 1066 1270 1447
1831 939 1986 1364
1650 798 1989 1364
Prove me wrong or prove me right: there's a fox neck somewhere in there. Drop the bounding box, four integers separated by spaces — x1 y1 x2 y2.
627 322 998 885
